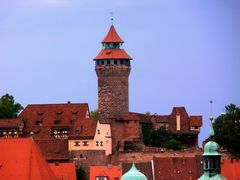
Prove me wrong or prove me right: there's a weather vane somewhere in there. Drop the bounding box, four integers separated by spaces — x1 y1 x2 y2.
209 100 214 122
110 11 114 25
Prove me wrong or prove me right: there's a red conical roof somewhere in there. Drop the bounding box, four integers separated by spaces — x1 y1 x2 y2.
102 25 124 43
94 49 132 60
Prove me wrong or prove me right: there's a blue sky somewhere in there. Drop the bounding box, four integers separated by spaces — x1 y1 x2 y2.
1 0 240 145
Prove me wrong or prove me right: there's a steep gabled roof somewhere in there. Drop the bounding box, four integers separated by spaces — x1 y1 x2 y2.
34 139 69 161
94 49 132 60
0 138 56 180
102 25 124 43
49 163 76 180
190 116 202 127
69 118 98 139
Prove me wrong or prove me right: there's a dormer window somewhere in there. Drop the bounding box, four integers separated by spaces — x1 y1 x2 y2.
56 111 62 115
36 120 42 126
37 112 44 115
72 111 78 115
54 120 61 125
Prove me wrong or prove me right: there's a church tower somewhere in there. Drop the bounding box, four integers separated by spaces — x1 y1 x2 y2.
94 25 132 120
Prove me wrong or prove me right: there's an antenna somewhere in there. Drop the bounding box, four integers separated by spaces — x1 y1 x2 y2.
110 11 114 25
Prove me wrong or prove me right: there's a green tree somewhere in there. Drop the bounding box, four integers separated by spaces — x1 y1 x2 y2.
76 167 87 180
146 126 183 150
90 109 99 118
0 93 23 118
145 112 151 116
213 104 240 155
142 123 153 146
163 139 183 150
150 126 173 147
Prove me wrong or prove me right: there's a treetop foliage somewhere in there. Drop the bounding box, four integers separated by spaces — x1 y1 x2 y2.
0 93 23 119
213 104 240 156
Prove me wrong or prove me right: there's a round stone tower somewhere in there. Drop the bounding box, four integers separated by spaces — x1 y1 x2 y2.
94 25 132 121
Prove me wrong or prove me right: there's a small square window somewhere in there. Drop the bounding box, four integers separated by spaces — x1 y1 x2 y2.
83 141 89 146
74 141 80 146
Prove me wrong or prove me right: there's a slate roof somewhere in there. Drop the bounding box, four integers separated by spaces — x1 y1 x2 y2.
94 49 132 60
102 25 124 43
153 156 200 180
0 138 56 180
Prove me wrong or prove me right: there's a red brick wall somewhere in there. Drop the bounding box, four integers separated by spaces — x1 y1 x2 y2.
96 65 130 120
111 120 142 153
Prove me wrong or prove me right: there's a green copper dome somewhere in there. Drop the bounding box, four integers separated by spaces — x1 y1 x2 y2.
203 141 221 156
121 163 147 180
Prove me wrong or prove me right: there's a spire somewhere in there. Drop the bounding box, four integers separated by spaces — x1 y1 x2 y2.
102 25 124 43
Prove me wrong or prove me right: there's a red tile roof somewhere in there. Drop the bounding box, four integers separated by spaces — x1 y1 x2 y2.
129 112 151 123
114 113 141 121
0 118 23 128
69 118 98 139
153 156 200 180
90 165 122 180
94 49 132 60
190 116 203 127
0 138 56 180
49 162 76 180
19 103 89 139
102 25 124 43
153 115 169 123
35 139 69 161
222 158 240 180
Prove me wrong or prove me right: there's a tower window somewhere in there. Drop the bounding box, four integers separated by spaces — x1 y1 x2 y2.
97 130 100 134
96 141 99 146
100 141 103 146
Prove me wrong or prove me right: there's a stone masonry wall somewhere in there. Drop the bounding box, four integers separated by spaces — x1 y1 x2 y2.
96 65 130 120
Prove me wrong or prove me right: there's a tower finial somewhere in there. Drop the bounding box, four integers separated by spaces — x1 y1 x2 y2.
110 11 114 25
209 100 215 137
209 100 214 121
